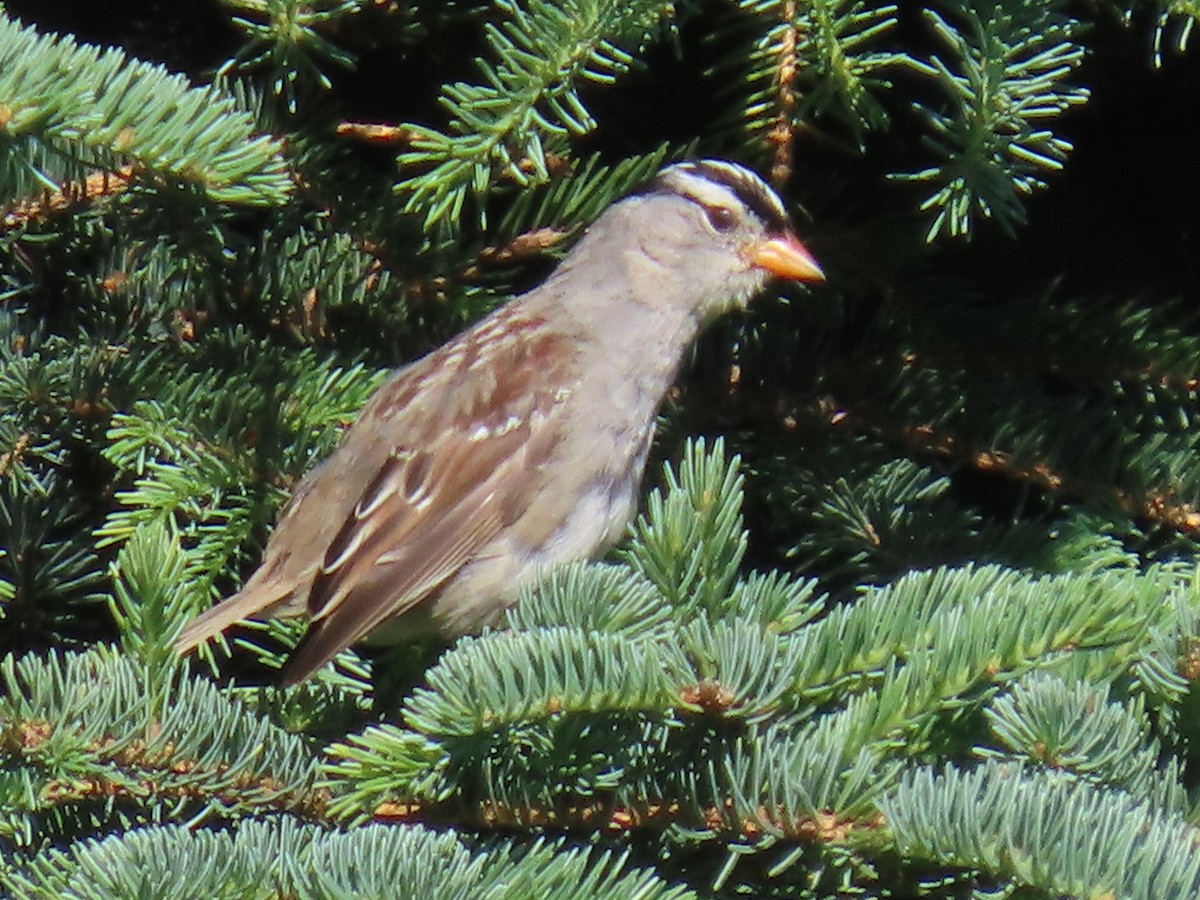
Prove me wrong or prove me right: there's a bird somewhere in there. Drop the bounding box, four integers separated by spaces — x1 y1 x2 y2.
176 159 825 684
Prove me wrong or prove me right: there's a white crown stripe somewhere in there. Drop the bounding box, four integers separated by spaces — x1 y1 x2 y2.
661 160 789 231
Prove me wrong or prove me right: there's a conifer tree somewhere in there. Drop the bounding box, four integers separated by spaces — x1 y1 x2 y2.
2 1 1200 896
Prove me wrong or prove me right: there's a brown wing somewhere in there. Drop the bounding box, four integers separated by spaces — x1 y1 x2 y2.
176 400 399 656
280 312 577 683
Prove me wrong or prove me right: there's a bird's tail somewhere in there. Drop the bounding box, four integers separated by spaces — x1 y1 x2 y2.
175 584 296 655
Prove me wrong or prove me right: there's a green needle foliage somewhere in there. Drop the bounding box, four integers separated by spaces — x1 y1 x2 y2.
396 0 677 229
902 0 1090 240
3 819 697 900
883 764 1200 898
741 0 906 143
0 15 291 205
221 0 367 112
2 0 1200 897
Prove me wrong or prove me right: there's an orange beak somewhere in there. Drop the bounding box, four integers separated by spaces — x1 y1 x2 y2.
745 232 825 283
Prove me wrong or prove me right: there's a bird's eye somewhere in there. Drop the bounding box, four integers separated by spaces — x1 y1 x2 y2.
705 205 738 233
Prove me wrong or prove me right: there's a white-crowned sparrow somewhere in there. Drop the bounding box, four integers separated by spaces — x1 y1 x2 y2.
176 159 824 683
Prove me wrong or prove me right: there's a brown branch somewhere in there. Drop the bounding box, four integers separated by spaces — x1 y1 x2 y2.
372 795 885 845
335 121 418 145
684 367 1200 536
769 1 799 189
465 226 570 274
12 718 328 819
2 165 135 230
818 401 1200 534
0 433 30 478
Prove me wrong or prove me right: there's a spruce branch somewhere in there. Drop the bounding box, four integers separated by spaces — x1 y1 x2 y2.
784 392 1200 538
0 13 292 206
1125 588 1197 715
881 414 1200 533
790 564 1172 707
769 0 799 185
95 403 266 593
883 763 1200 899
401 627 690 739
1 165 133 231
1 818 697 900
708 699 899 836
221 0 365 111
624 436 748 616
739 0 903 154
2 4 1197 893
0 648 324 848
319 441 1186 893
107 519 206 689
788 0 901 138
394 0 674 228
505 562 675 636
901 0 1090 240
0 469 107 647
490 146 678 248
978 673 1189 812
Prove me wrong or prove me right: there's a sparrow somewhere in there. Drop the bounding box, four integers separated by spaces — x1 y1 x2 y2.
176 159 824 684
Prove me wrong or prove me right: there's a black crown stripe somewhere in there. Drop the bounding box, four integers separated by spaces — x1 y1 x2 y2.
631 160 791 233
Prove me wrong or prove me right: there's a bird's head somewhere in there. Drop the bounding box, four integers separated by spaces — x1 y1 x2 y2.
616 159 824 321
